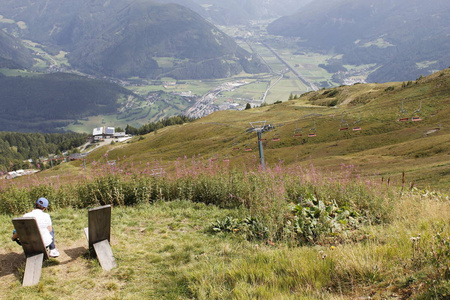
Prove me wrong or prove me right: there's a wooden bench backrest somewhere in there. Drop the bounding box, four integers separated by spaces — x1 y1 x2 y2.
87 205 111 249
12 217 49 260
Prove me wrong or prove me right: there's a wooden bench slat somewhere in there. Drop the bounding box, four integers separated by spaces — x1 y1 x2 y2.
22 253 44 286
85 205 116 271
12 217 48 286
12 217 48 259
93 240 117 271
87 205 111 249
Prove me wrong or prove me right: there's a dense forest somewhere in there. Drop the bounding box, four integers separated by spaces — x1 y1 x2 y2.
0 72 133 132
0 131 87 172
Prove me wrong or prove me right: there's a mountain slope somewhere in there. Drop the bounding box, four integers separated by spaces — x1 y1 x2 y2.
78 68 450 190
0 72 133 132
0 30 34 69
267 0 450 83
0 0 268 79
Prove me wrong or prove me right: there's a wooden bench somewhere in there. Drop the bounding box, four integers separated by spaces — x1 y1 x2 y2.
12 217 49 286
84 205 116 271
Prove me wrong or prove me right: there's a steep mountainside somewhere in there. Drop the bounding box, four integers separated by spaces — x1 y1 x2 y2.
267 0 450 83
156 0 313 25
0 72 133 132
0 30 33 69
0 0 268 79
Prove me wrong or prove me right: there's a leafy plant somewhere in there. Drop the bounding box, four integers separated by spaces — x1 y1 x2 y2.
241 217 269 241
210 216 268 241
290 195 360 244
210 216 240 233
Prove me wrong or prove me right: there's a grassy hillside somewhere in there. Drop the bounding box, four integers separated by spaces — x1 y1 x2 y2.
1 163 448 299
0 70 449 299
44 68 449 190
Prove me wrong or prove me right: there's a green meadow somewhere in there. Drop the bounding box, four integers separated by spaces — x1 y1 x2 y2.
1 162 448 299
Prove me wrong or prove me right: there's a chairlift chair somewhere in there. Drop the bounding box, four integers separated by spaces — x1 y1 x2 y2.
339 113 349 131
411 100 422 122
352 113 362 131
398 98 409 122
271 125 281 141
293 122 303 137
308 120 317 137
243 140 253 151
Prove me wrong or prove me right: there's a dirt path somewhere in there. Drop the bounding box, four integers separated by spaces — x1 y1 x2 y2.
1 238 87 286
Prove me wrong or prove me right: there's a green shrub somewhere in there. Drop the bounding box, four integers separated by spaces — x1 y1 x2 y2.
0 186 32 215
29 184 58 208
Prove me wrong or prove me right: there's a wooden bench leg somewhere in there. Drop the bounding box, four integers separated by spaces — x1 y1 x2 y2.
93 240 117 271
23 253 44 286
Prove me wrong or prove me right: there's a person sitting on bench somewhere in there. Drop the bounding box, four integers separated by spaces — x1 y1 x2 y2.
11 198 60 258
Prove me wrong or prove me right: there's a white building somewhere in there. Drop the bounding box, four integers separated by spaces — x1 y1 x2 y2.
92 126 115 140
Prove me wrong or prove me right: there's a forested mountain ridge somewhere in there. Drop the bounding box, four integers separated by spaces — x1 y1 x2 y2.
0 30 34 69
267 0 450 83
0 0 268 79
0 72 133 132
